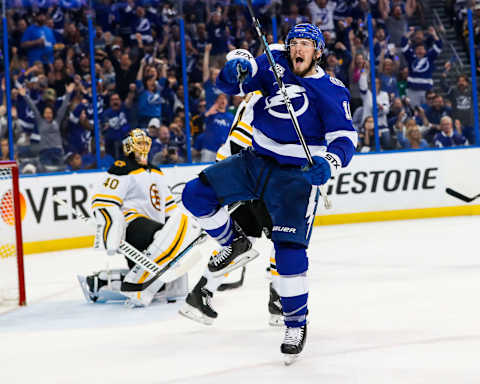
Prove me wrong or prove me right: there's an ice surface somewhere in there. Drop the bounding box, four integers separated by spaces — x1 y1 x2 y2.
1 216 480 384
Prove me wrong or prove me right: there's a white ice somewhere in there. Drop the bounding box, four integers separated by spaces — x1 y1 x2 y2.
1 216 480 384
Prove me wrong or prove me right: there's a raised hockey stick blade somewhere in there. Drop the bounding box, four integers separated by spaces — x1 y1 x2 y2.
445 188 480 203
52 196 203 283
245 0 331 210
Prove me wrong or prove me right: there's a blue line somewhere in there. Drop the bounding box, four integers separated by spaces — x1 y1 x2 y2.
468 10 480 146
367 14 380 153
87 16 101 168
179 18 192 163
3 17 14 160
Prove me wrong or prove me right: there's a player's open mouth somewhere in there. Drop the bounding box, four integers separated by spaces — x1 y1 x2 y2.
295 57 304 64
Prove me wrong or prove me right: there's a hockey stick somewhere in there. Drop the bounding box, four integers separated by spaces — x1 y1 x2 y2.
217 266 246 291
445 188 480 203
245 0 331 210
52 195 206 282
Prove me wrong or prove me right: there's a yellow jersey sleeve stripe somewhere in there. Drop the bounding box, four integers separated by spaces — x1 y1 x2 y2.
92 202 118 210
166 195 173 202
237 121 253 133
92 194 123 204
166 204 178 213
151 169 164 175
125 213 149 223
231 131 252 146
270 269 279 276
216 153 227 161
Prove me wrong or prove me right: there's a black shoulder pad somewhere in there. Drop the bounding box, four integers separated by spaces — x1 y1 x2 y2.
107 157 143 175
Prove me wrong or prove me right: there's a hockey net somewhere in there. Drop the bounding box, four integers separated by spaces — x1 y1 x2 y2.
0 161 26 307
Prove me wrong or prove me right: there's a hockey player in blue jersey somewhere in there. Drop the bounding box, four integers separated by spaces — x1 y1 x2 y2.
181 23 358 362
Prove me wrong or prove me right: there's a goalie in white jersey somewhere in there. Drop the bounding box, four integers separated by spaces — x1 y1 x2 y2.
78 129 202 307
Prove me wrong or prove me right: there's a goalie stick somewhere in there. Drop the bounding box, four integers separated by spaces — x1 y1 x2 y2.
53 195 206 283
54 196 244 286
245 0 332 210
445 188 480 203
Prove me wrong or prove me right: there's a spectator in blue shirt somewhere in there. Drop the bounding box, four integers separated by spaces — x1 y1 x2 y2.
206 9 229 66
434 116 466 148
138 75 162 128
20 11 56 66
198 93 233 162
202 43 222 108
102 92 132 158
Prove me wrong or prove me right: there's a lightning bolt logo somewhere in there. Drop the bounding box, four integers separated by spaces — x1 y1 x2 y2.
264 84 309 119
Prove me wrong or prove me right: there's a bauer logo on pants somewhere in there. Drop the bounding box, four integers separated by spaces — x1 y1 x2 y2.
272 226 297 233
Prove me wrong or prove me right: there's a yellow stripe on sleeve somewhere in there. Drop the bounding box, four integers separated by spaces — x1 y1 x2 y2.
231 131 252 146
92 194 123 204
237 121 253 133
92 202 118 210
166 204 178 213
125 213 149 223
216 153 227 160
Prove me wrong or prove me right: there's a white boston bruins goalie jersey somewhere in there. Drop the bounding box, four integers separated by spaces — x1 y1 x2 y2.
92 157 177 227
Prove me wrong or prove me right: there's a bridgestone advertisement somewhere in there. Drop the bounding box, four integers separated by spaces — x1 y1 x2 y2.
11 149 480 252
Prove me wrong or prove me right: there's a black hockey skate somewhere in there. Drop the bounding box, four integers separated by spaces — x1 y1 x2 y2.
281 325 307 365
207 227 259 277
178 277 217 325
268 283 283 326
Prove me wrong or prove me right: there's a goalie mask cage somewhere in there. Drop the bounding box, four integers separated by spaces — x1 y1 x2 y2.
0 161 26 307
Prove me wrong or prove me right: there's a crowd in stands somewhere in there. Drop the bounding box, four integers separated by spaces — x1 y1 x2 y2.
0 0 478 174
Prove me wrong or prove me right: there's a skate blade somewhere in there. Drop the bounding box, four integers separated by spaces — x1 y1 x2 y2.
210 249 260 278
283 353 299 366
178 303 214 326
269 314 284 327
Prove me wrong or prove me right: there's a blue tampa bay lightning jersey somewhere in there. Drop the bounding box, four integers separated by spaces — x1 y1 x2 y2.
216 46 358 167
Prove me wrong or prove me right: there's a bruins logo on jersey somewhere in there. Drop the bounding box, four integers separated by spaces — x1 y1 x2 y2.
150 184 162 211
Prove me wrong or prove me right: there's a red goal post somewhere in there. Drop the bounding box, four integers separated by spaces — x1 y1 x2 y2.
0 161 26 306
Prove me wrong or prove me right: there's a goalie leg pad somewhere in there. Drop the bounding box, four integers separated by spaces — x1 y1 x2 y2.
153 274 189 303
122 212 203 306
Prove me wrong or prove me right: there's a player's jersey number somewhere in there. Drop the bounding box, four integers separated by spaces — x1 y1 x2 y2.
343 101 352 120
103 177 119 190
